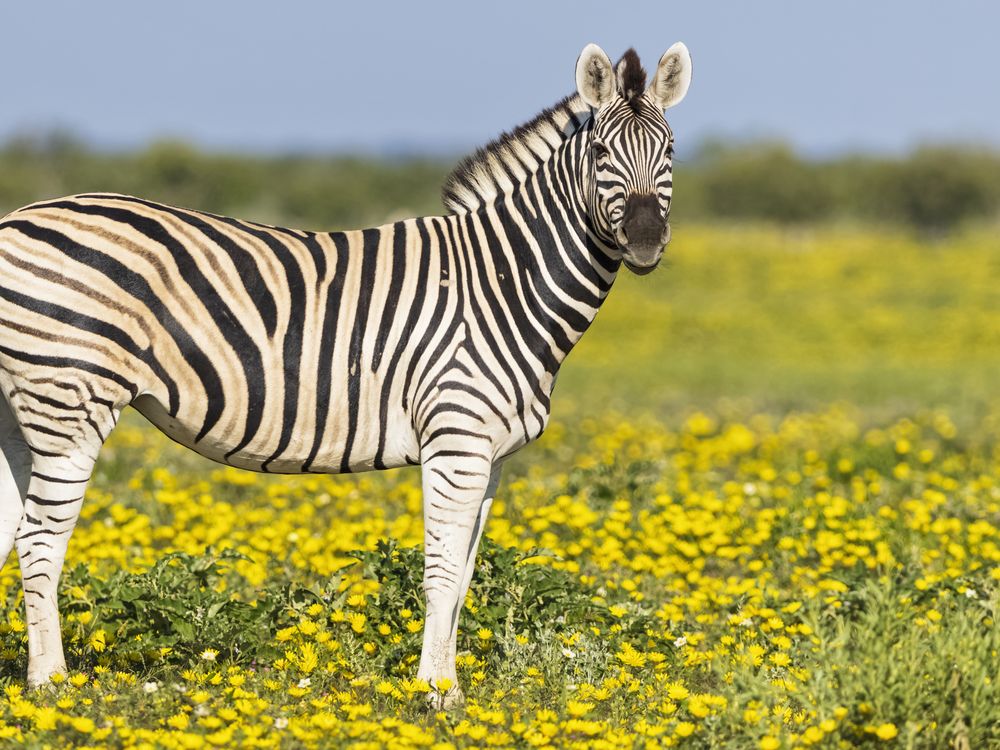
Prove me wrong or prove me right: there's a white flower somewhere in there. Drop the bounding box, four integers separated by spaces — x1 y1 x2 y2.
965 588 978 599
673 636 688 648
740 618 754 627
743 482 757 495
195 705 210 717
297 677 311 689
143 681 158 694
200 649 218 662
561 648 576 659
275 717 289 730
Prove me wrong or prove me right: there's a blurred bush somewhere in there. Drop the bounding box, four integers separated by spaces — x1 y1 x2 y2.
0 132 998 231
678 140 1000 230
0 132 449 231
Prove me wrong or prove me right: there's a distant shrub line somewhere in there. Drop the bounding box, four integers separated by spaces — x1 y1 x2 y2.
1 134 997 230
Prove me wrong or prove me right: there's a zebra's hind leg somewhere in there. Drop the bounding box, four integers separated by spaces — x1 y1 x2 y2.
15 450 103 686
2 379 122 687
417 452 500 709
0 394 31 568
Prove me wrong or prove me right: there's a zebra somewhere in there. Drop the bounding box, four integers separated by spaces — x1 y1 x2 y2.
0 42 690 703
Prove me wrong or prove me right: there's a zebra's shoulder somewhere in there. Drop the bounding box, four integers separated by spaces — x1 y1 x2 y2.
441 94 592 215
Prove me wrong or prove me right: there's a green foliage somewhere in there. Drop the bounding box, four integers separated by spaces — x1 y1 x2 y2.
0 133 450 231
60 549 288 667
680 141 1000 229
350 537 608 663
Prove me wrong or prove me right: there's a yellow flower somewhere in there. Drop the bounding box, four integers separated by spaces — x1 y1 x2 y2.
675 722 695 738
348 613 367 634
69 673 89 688
770 652 791 667
298 643 318 674
32 707 58 731
759 737 781 750
477 628 493 641
89 629 106 652
689 698 710 718
803 726 824 743
70 716 95 734
667 682 689 700
616 643 647 668
400 678 431 697
566 700 593 717
876 723 898 740
9 698 35 719
167 713 190 729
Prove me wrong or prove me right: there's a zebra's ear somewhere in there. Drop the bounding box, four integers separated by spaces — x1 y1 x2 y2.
648 42 692 111
576 43 616 109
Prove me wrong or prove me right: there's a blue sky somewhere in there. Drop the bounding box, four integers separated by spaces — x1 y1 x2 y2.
2 1 996 156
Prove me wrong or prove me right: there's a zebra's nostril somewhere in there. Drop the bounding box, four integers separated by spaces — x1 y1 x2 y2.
615 223 629 247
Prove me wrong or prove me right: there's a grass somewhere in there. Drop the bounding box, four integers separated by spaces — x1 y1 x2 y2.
0 223 998 748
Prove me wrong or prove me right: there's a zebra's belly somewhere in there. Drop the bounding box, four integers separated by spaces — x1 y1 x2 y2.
132 393 419 475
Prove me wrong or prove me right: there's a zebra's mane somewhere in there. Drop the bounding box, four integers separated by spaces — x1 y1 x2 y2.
441 93 593 214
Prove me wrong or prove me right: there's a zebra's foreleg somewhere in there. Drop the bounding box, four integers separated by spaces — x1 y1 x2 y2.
417 451 498 708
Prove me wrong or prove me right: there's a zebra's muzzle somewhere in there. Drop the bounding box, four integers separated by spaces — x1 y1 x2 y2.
617 194 670 274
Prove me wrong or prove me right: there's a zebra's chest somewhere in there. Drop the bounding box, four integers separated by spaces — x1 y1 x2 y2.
495 371 556 460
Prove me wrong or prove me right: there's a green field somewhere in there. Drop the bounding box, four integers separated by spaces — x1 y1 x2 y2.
1 222 999 748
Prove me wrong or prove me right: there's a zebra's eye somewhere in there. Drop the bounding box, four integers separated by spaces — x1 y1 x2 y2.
591 141 610 162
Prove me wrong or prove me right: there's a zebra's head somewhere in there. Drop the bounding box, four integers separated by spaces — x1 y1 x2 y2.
576 43 692 274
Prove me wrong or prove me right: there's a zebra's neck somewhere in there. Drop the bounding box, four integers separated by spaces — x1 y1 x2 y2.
462 130 619 374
